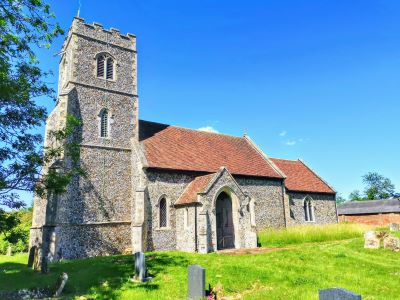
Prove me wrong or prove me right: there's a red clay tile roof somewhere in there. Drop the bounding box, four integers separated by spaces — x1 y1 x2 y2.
175 174 215 205
139 120 283 178
270 158 335 194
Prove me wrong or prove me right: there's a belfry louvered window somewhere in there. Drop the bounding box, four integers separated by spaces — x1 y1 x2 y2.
106 57 114 79
159 198 167 228
304 198 315 222
97 55 105 78
100 109 109 138
96 54 114 80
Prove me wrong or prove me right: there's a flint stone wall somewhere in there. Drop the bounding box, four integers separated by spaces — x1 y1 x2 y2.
235 177 286 229
145 170 198 251
53 224 131 259
288 192 337 225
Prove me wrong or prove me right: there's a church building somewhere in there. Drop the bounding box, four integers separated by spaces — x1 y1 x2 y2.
30 18 337 260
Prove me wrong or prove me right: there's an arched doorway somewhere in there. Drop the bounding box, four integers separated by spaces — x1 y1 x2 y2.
216 192 235 250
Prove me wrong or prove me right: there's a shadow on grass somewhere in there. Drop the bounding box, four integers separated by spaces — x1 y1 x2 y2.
1 252 189 299
0 259 59 293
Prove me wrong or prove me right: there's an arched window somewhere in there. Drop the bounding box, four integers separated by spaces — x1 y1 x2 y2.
159 198 167 228
100 109 109 138
304 197 315 222
96 54 114 80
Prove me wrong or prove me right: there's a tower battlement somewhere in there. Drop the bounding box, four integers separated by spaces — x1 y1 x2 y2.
62 17 136 53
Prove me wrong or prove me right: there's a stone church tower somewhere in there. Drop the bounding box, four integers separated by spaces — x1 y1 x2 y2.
30 17 142 260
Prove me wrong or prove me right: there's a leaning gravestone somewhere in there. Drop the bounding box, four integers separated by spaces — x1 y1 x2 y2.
187 265 205 300
319 288 362 300
53 272 69 297
389 223 399 232
133 252 152 282
383 236 400 250
364 231 380 249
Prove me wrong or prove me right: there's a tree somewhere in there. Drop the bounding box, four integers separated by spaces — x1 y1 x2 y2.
0 1 83 232
0 208 32 253
336 194 347 204
362 172 395 200
349 190 362 201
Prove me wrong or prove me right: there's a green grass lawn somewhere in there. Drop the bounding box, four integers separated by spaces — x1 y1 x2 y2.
0 226 399 299
257 223 370 247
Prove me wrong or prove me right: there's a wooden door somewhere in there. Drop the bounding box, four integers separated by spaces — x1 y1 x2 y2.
216 193 235 250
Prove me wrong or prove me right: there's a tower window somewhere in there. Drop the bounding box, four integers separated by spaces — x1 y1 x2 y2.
96 54 114 80
159 198 167 228
100 109 109 138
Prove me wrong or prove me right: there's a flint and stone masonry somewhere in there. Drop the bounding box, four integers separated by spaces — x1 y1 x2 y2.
30 17 337 261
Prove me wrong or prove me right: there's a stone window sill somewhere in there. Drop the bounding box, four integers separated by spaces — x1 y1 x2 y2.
97 76 116 83
156 227 172 231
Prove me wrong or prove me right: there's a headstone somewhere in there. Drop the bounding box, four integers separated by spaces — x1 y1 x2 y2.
53 273 68 297
389 223 399 232
6 245 12 256
27 246 37 268
383 236 400 250
364 231 380 249
188 265 205 300
319 288 362 300
133 252 152 282
364 231 376 239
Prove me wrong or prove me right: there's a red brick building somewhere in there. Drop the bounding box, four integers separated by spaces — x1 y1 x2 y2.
338 199 400 226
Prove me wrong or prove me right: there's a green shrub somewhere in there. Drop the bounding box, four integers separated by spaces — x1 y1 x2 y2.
258 223 370 247
0 209 32 254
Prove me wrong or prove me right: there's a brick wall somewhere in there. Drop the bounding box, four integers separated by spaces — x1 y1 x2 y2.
339 213 400 226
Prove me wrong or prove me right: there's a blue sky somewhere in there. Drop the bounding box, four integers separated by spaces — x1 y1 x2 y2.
25 0 400 203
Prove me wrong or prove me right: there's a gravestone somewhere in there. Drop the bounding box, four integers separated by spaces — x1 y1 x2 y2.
53 273 68 297
319 288 361 300
364 231 380 249
389 223 399 232
383 236 400 250
133 252 152 282
27 246 36 268
6 245 12 256
188 265 205 300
